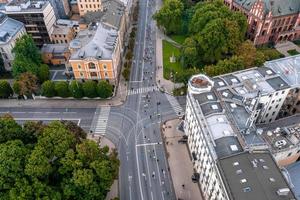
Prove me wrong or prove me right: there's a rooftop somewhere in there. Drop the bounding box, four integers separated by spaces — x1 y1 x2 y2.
41 43 69 54
3 0 49 13
56 19 79 28
233 0 300 17
0 12 24 44
219 152 295 200
69 23 118 60
286 162 300 200
81 0 124 29
52 24 72 35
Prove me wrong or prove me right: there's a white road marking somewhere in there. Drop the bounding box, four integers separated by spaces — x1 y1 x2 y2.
94 107 110 135
45 112 60 114
11 112 26 114
0 111 9 113
136 142 161 147
128 86 159 95
165 94 184 116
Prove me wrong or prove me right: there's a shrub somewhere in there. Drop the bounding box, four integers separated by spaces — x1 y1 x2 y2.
54 81 70 97
41 80 55 97
82 80 97 98
97 81 113 98
69 80 83 99
38 64 50 83
0 80 13 98
122 67 130 81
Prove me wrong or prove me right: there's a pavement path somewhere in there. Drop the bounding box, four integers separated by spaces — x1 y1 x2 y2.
275 41 300 57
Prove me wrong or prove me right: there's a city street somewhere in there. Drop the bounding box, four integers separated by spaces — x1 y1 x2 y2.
0 0 186 199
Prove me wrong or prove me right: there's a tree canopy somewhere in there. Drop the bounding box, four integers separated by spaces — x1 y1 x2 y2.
0 116 119 200
153 0 184 34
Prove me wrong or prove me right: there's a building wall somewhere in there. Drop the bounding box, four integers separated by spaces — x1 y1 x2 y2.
223 0 300 45
0 25 26 71
51 27 75 44
69 59 116 83
184 93 230 200
257 88 290 124
42 50 70 65
77 0 102 16
274 147 300 167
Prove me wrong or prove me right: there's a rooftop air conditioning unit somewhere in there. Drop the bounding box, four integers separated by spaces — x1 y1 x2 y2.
277 188 290 196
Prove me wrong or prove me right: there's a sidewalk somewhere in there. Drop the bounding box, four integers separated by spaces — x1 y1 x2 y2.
162 119 203 200
275 41 300 57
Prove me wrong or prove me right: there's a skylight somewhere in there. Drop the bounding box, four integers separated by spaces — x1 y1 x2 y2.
211 105 218 110
218 81 225 86
230 103 237 108
207 95 213 100
266 70 273 75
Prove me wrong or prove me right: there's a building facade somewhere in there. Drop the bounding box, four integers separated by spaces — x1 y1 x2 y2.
0 13 26 71
51 24 75 44
47 0 71 18
224 0 300 45
2 0 56 47
41 43 70 66
184 56 300 199
77 0 102 16
68 23 121 84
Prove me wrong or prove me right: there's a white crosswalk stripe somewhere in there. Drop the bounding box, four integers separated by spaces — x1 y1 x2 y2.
94 107 111 135
128 86 159 95
165 94 183 116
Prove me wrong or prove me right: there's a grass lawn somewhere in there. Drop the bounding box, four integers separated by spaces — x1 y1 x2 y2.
287 49 300 56
257 47 285 60
169 35 187 45
162 40 183 81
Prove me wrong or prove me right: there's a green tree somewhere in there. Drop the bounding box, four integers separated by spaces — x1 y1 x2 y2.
97 81 113 98
41 80 56 97
0 53 5 74
181 37 198 67
0 140 29 195
12 34 42 77
55 81 70 98
0 116 24 143
13 72 38 97
82 81 97 98
61 120 87 144
38 64 50 83
153 0 184 34
0 80 13 98
69 81 83 99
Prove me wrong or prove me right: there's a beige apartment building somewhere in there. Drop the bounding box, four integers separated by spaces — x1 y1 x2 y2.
51 24 75 44
77 0 102 16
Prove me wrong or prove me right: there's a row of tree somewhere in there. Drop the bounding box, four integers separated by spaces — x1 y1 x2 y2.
0 115 119 199
41 80 114 99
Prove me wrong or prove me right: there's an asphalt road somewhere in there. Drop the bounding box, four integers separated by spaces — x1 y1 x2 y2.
0 0 186 199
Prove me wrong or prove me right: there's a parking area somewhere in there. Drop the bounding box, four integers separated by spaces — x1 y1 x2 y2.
162 119 203 200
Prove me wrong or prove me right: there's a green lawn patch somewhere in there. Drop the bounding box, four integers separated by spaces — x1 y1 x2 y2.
169 35 187 45
257 47 285 61
162 40 183 81
287 49 300 56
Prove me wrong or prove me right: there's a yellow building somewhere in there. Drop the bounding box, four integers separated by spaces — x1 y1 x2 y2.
68 23 121 84
77 0 102 16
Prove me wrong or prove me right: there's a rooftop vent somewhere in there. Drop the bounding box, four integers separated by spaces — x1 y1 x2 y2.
266 70 273 75
217 117 224 122
259 159 265 162
222 92 228 97
236 169 243 174
211 104 218 110
252 160 257 168
230 103 237 108
233 162 239 166
207 95 213 100
230 145 238 151
218 81 225 86
231 78 238 83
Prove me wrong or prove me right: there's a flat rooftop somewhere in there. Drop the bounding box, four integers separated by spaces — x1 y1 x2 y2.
286 162 300 200
41 43 69 54
3 0 49 13
52 25 71 35
0 13 23 44
219 152 296 200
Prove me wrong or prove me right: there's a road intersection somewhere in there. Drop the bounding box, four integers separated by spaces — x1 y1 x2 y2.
0 0 186 199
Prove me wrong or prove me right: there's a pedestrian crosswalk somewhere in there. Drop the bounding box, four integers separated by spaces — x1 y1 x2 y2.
94 106 110 135
128 86 159 95
165 94 184 116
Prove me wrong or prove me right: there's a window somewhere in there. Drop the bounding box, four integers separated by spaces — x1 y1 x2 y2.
89 62 96 69
105 72 108 77
103 64 107 70
90 72 97 77
268 106 272 110
265 113 269 117
272 100 275 104
272 111 275 116
78 64 81 69
282 91 285 94
288 152 292 157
